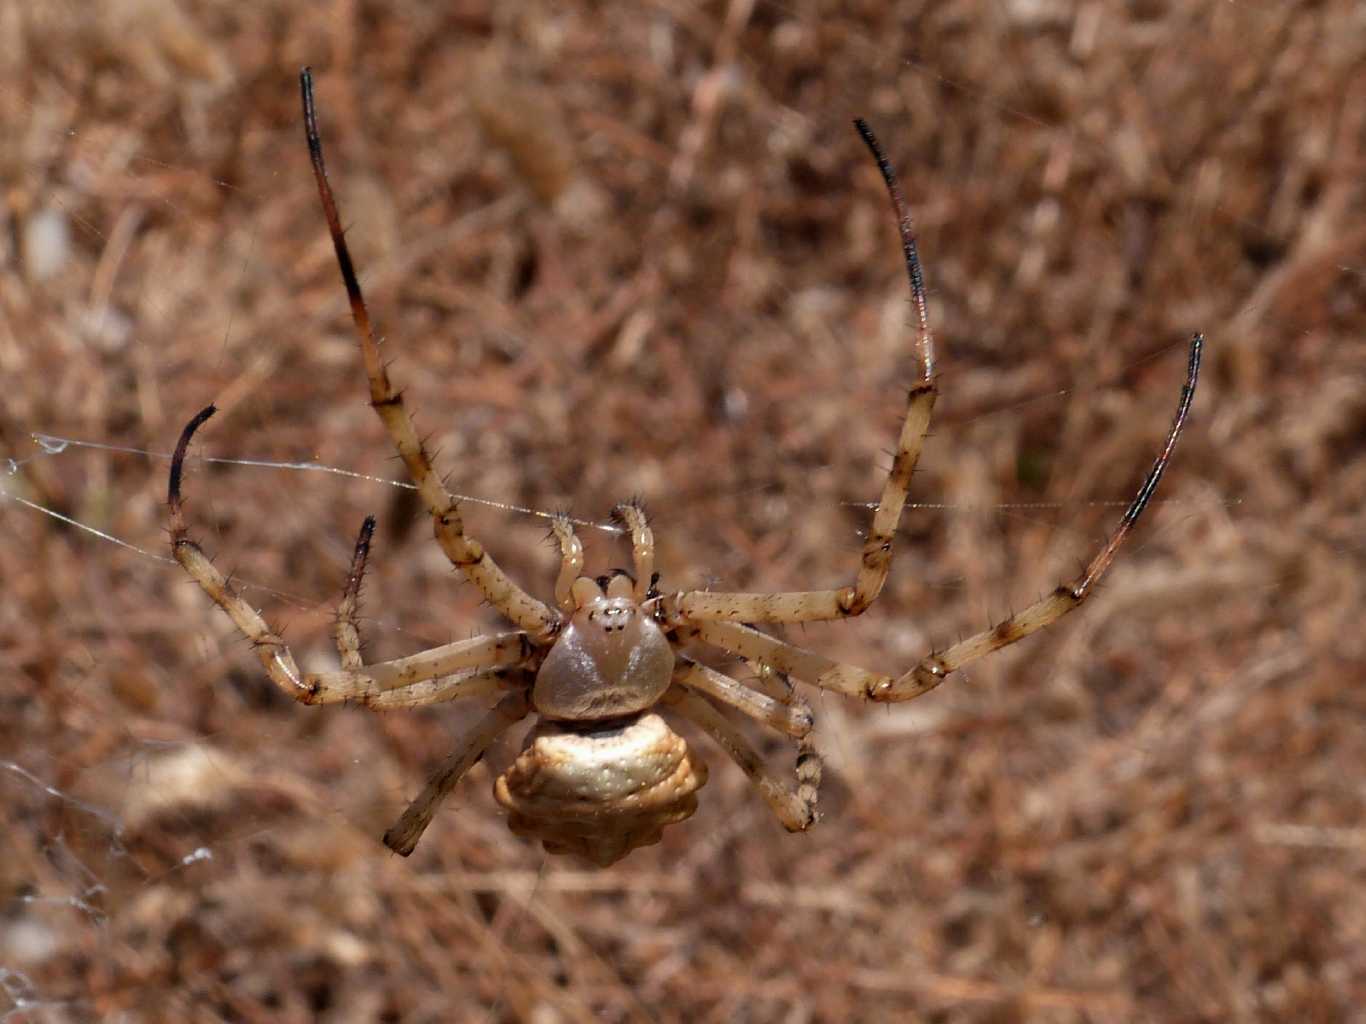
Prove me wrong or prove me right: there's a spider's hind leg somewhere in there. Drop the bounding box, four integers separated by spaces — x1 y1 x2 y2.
300 67 560 642
674 657 813 738
748 661 821 823
664 680 818 833
383 691 531 856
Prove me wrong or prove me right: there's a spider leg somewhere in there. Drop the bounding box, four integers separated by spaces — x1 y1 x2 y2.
550 514 583 614
675 657 812 738
612 500 655 603
334 516 375 670
753 661 822 820
664 120 937 626
355 668 511 710
169 406 308 699
663 684 817 832
694 620 876 699
866 334 1204 701
169 406 534 705
743 658 800 702
304 632 531 704
383 691 531 856
694 335 1203 702
300 68 559 642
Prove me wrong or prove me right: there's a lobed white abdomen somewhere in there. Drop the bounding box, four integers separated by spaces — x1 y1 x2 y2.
494 712 707 866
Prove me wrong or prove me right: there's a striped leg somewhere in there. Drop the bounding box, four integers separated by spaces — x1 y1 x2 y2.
168 406 533 706
663 684 817 832
383 691 531 856
664 120 936 626
690 334 1202 702
301 68 558 641
334 516 376 670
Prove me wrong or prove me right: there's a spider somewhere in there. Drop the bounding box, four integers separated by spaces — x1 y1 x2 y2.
166 68 1202 866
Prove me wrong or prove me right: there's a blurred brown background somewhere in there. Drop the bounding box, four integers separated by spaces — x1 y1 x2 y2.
2 2 1363 1021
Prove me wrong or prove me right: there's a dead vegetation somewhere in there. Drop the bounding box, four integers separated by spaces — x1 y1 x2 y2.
2 1 1363 1021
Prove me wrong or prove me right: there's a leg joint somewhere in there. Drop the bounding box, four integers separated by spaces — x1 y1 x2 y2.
837 585 872 617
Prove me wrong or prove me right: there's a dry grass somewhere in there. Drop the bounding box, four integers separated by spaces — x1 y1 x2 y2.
2 2 1363 1021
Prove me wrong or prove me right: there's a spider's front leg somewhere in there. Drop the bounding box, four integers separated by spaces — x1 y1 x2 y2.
664 119 936 628
691 335 1203 702
168 406 534 708
863 333 1204 702
299 67 559 643
168 406 308 699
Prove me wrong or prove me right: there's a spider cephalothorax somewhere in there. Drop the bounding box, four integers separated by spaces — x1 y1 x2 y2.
533 572 674 720
165 68 1201 865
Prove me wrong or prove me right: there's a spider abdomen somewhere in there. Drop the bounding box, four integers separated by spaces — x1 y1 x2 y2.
494 712 708 866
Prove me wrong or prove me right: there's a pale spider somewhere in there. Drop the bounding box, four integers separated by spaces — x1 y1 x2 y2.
167 68 1202 866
